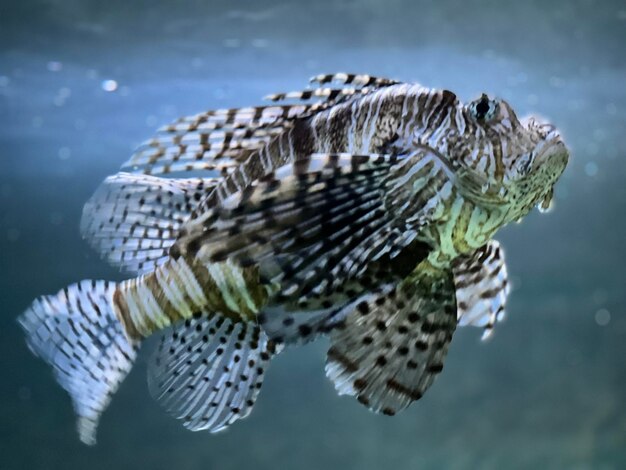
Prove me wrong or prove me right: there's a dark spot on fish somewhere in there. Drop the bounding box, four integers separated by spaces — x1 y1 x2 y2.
354 378 367 391
428 363 444 373
298 324 313 337
357 395 370 406
357 302 370 315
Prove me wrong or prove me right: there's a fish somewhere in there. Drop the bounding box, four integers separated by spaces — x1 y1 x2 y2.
18 72 569 444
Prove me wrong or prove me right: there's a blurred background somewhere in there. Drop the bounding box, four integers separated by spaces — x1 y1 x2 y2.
0 0 624 468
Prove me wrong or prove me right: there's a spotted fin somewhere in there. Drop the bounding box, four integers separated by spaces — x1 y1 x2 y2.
258 306 340 345
148 314 279 432
452 240 510 340
18 280 139 445
258 237 433 346
259 296 369 346
325 267 457 416
80 173 219 275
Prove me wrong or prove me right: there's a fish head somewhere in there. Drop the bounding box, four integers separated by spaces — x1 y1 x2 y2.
445 94 569 220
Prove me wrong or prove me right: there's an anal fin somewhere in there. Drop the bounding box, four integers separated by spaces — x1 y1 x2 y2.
148 314 280 432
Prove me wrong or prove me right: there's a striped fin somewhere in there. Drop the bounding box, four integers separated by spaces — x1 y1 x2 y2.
80 173 218 275
452 240 510 340
264 87 364 103
18 281 139 445
309 73 400 88
265 72 400 107
180 150 450 302
258 237 432 345
122 104 317 177
148 314 279 432
182 153 404 298
325 266 457 416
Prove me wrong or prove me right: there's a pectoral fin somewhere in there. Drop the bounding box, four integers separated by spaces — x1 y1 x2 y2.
325 267 457 416
179 153 403 299
452 240 510 340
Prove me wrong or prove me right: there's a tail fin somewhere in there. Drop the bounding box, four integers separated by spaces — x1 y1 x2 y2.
18 280 139 445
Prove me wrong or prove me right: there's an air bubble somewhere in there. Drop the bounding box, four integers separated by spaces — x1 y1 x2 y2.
223 39 241 48
594 309 610 326
584 161 598 177
251 38 269 48
47 61 62 72
101 79 118 92
58 147 71 160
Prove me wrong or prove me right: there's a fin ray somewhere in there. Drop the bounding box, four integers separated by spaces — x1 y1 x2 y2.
18 281 139 445
80 173 218 274
452 240 509 339
325 268 457 416
148 314 279 432
180 153 402 299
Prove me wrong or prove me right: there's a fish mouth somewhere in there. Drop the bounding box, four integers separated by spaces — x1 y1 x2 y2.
530 124 568 171
520 119 569 174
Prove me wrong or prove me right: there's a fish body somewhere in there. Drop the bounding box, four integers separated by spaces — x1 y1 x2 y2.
19 73 568 444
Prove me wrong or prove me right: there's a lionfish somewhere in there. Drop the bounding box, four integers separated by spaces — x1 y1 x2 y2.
19 73 569 444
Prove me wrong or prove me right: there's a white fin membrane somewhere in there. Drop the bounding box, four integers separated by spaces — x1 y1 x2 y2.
18 280 139 445
452 240 510 340
80 173 219 275
148 314 280 432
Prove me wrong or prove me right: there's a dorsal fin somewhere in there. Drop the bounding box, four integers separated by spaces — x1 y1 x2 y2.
309 73 400 88
122 104 312 177
121 73 399 178
80 173 219 274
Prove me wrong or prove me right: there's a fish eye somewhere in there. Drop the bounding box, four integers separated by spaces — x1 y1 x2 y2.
469 94 498 122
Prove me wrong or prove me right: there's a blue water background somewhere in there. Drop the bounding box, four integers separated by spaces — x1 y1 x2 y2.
0 1 624 468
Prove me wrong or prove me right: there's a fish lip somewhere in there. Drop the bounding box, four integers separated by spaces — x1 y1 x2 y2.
531 135 568 172
521 117 568 173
